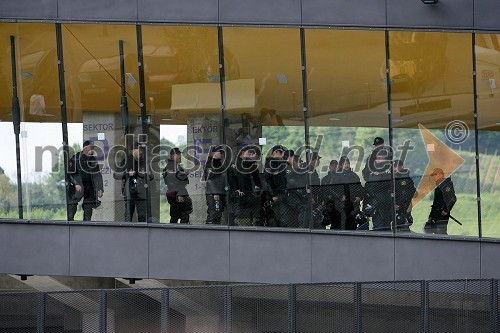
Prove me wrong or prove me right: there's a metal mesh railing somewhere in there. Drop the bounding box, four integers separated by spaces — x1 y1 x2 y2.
0 279 498 332
428 280 491 333
295 283 356 333
0 293 38 333
361 281 422 333
167 286 225 333
231 285 289 333
106 289 162 333
45 290 101 333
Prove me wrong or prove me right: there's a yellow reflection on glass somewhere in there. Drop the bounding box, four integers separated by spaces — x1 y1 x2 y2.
390 31 477 237
141 26 220 125
62 24 141 223
390 31 474 128
306 29 387 128
222 27 304 155
62 24 140 122
0 24 16 122
475 33 500 238
0 24 19 218
142 26 221 224
0 23 66 220
6 24 60 122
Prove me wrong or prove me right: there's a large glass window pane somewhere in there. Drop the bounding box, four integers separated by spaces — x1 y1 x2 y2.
62 24 142 222
11 23 66 220
223 27 305 227
0 24 20 219
389 31 477 237
306 29 390 232
475 33 500 238
142 25 221 224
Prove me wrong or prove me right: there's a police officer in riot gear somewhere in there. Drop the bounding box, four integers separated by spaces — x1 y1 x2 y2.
113 142 153 222
331 156 364 230
67 140 104 221
424 168 457 235
163 148 192 224
321 160 338 186
285 155 309 228
308 151 321 186
263 145 288 227
364 149 392 231
227 145 262 225
362 137 393 182
203 145 227 224
394 159 416 232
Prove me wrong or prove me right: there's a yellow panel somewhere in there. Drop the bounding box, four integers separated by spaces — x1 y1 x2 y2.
304 29 390 222
0 24 16 121
62 24 140 122
142 26 221 225
389 31 474 129
222 27 304 154
223 27 302 115
141 25 220 125
390 31 477 237
476 34 500 131
0 23 60 123
306 29 387 128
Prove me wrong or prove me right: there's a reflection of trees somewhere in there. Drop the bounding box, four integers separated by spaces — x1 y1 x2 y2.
0 173 16 213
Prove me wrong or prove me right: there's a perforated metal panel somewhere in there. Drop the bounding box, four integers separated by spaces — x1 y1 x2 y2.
0 293 38 333
232 285 289 333
296 283 356 333
497 280 500 333
106 289 162 333
361 281 422 333
45 291 100 333
168 286 225 333
0 280 500 332
428 280 491 333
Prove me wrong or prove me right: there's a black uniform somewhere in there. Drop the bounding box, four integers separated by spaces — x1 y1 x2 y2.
320 200 341 230
394 170 416 231
67 152 103 221
362 145 393 182
285 164 309 228
365 167 392 231
203 156 226 224
114 154 153 222
264 157 288 227
425 178 457 235
227 158 262 225
163 159 192 224
321 171 336 186
331 169 364 230
310 169 320 186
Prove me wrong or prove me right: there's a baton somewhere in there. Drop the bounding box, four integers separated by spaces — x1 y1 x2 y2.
449 214 462 226
431 205 462 226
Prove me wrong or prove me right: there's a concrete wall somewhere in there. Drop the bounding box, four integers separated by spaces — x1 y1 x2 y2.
1 221 499 283
0 0 499 30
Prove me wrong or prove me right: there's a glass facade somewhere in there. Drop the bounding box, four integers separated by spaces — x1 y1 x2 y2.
142 25 221 224
0 22 497 238
475 33 500 238
389 31 478 236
